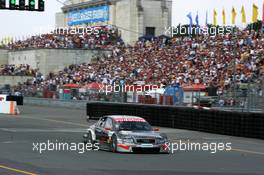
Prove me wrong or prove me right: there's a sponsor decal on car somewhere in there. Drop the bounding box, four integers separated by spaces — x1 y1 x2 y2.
113 118 146 122
117 144 130 150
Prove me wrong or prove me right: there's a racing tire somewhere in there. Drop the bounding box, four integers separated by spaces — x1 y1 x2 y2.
83 132 93 144
111 135 117 153
87 132 94 144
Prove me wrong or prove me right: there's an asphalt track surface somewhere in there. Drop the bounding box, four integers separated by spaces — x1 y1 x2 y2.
0 105 264 175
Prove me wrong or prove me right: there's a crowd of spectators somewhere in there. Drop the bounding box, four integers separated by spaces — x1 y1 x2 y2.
0 64 37 76
5 26 123 50
10 28 264 97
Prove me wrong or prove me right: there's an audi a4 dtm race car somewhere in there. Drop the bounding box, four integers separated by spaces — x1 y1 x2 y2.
83 115 169 153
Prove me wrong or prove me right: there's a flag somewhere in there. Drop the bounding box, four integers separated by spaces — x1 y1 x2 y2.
252 3 258 23
232 7 237 25
241 5 246 23
195 12 199 26
262 2 264 32
222 9 226 25
205 11 208 25
187 12 193 34
195 12 200 34
262 2 264 25
213 9 217 26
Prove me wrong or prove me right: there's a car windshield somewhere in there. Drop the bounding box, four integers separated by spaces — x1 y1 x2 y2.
117 121 152 131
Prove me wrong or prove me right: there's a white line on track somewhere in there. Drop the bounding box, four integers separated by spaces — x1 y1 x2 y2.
1 115 89 127
0 128 86 133
2 141 13 144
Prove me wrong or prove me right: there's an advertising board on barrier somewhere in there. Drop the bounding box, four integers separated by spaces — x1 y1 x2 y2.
0 101 19 115
67 5 109 26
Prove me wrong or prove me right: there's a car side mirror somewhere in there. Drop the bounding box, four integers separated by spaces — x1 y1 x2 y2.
153 128 160 132
104 127 112 131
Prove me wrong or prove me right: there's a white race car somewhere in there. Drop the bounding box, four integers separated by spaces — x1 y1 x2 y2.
83 115 169 153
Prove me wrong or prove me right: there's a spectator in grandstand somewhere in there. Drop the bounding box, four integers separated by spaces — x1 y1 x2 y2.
0 64 37 76
7 26 123 50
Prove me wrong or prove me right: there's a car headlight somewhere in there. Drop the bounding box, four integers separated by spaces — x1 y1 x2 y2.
156 137 167 144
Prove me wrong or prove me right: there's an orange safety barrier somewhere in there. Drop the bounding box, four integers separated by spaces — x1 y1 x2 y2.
0 101 20 115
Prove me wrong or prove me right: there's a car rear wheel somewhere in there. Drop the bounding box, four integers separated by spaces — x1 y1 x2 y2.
111 135 117 152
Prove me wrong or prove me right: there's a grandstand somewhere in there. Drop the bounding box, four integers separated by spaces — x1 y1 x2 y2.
9 27 263 111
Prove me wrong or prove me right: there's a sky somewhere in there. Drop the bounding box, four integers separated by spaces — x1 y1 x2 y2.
0 0 263 39
0 0 63 39
172 0 263 27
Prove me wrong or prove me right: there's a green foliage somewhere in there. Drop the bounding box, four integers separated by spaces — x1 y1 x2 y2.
246 20 262 31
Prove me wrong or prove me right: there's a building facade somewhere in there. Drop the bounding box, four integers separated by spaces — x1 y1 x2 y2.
56 0 172 44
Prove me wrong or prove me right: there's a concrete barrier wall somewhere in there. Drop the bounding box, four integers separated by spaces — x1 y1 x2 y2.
0 49 8 65
8 49 112 75
86 102 264 140
0 76 33 86
24 97 87 110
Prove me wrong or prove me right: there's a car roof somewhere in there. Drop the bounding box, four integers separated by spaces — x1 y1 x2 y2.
106 115 144 120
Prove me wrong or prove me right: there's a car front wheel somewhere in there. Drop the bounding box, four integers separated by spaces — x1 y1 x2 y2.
111 135 117 152
83 131 93 144
87 132 94 144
